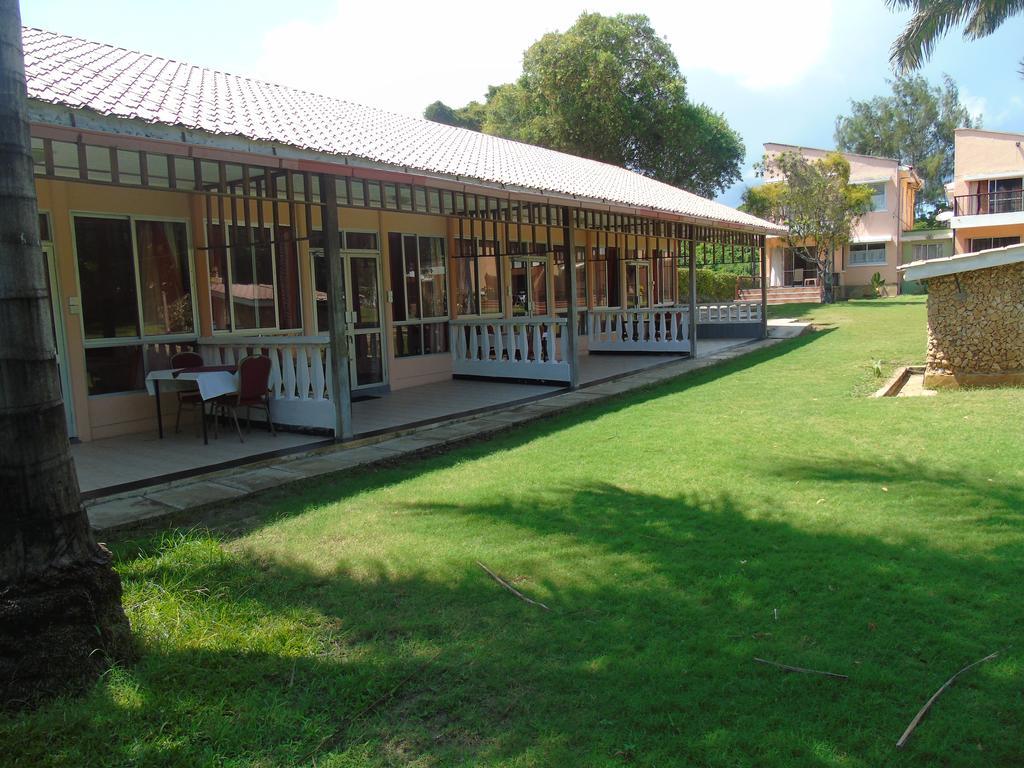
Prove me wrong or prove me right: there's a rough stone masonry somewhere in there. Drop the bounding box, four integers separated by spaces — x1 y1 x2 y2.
925 261 1024 388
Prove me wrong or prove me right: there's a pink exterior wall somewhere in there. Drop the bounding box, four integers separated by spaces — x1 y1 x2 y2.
951 129 1024 254
761 144 917 297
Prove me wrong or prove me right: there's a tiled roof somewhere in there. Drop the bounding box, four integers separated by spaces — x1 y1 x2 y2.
21 27 781 233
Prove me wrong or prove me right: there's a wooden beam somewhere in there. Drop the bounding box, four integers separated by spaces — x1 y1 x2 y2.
759 234 768 339
562 206 580 390
320 174 353 440
688 235 697 356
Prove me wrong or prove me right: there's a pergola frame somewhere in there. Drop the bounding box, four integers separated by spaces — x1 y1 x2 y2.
29 129 770 429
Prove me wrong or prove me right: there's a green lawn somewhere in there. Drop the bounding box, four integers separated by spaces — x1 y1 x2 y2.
6 297 1024 767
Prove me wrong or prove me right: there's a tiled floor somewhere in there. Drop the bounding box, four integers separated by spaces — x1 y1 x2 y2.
73 342 753 497
72 429 325 496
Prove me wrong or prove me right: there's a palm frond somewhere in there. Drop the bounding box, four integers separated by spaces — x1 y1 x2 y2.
890 0 978 72
964 0 1024 37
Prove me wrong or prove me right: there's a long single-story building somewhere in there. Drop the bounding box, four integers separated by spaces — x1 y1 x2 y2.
20 26 781 468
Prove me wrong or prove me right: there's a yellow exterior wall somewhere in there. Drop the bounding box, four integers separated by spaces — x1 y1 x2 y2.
36 166 689 440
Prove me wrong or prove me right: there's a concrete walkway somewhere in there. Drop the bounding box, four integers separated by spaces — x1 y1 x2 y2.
87 321 809 532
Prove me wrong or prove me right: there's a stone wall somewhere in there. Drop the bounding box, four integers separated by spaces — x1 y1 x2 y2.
925 261 1024 388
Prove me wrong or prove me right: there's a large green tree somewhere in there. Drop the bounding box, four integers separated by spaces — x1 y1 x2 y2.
888 0 1024 74
742 152 873 303
0 0 132 705
423 13 744 198
834 74 978 213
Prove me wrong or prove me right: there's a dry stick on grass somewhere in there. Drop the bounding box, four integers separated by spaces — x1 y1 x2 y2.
477 561 550 611
896 650 1000 749
754 657 849 680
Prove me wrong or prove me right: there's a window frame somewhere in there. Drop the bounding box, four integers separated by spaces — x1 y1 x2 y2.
911 242 943 262
70 211 199 396
847 241 888 267
389 231 450 357
968 236 1021 252
310 229 383 335
866 182 887 212
454 238 503 318
206 218 306 335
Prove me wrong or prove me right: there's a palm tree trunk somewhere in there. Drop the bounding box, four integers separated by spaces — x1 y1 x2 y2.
0 0 131 706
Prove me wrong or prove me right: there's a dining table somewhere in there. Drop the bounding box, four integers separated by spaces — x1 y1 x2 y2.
145 365 238 445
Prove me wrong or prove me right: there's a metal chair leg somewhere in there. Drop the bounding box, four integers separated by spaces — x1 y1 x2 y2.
174 398 183 434
265 403 276 436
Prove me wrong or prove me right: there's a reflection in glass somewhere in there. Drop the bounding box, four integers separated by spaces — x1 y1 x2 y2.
136 220 193 335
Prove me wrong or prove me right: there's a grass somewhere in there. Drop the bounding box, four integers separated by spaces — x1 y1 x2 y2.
5 296 1024 767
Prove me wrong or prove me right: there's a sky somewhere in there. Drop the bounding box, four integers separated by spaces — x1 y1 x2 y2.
20 0 1024 206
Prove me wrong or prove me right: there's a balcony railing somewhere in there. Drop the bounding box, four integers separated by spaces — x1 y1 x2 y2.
954 191 1024 217
588 307 690 353
450 317 570 382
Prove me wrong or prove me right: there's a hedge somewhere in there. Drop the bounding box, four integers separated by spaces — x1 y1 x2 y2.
677 268 739 302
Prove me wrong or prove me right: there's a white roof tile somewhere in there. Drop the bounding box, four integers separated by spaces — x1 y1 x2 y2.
22 27 781 233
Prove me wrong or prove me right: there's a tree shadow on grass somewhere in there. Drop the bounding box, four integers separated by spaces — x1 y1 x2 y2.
773 455 1024 532
7 482 1021 767
150 328 833 542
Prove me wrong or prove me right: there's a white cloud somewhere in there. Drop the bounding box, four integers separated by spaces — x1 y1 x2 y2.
252 0 834 116
960 87 1024 128
657 0 834 90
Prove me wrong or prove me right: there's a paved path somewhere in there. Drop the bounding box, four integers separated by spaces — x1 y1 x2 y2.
87 322 809 532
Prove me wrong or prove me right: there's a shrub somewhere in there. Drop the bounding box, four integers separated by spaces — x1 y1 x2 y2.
678 268 739 302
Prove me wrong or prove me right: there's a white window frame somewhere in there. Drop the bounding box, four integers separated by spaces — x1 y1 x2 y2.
848 241 888 267
70 211 199 395
206 218 305 335
390 232 449 357
868 182 887 212
454 237 504 318
911 243 943 262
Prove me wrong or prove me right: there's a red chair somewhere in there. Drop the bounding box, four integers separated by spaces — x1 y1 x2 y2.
170 351 204 434
212 355 275 443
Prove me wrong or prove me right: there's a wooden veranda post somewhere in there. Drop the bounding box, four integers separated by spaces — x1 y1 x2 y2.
687 235 697 356
759 235 768 339
319 175 353 439
562 206 579 390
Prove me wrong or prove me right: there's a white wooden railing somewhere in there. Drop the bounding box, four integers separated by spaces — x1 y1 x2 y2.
450 317 571 382
697 302 762 324
198 335 335 430
588 307 691 353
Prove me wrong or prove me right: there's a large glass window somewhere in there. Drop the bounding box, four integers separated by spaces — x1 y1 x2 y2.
653 249 676 304
868 182 887 212
591 248 609 307
848 242 888 266
454 239 501 315
311 230 382 333
968 236 1020 252
74 216 195 394
76 217 138 340
136 220 194 335
207 224 302 332
389 233 448 357
910 242 944 262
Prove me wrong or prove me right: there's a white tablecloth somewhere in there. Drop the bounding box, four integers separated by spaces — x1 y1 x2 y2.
145 368 238 401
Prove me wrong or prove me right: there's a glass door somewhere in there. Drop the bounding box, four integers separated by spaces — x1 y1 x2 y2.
41 245 76 438
346 255 386 389
625 262 651 308
510 257 550 316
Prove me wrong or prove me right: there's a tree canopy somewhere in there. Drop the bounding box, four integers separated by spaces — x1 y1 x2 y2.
888 0 1024 75
742 151 873 302
834 75 978 213
423 13 744 198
